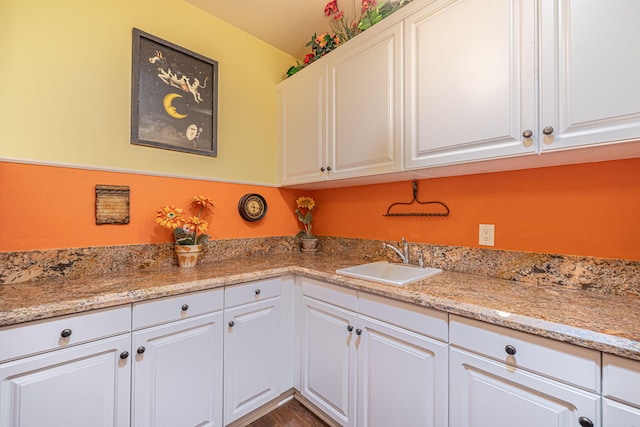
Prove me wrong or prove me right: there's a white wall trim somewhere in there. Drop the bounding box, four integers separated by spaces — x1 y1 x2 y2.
0 156 277 188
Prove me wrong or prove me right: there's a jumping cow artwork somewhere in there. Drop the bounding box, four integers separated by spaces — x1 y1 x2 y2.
149 50 208 104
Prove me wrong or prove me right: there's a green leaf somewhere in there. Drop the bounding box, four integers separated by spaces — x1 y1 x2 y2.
195 234 210 245
304 212 313 224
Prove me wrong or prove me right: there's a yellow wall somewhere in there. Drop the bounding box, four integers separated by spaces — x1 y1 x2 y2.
0 0 294 184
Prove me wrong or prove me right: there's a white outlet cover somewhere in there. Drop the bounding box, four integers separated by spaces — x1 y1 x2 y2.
479 224 495 246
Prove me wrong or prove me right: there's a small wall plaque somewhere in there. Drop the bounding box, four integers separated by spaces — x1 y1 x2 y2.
96 185 130 224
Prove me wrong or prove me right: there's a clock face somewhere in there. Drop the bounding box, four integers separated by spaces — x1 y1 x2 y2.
238 193 267 221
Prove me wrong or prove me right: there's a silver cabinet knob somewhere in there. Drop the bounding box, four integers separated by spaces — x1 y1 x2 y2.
326 166 332 171
320 167 325 172
542 126 554 135
522 130 533 138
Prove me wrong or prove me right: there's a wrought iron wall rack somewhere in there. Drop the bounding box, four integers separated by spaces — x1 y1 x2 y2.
383 181 450 217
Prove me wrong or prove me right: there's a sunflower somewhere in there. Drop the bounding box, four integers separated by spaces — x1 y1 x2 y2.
296 196 316 211
193 196 215 209
184 216 209 234
155 196 215 245
155 206 185 229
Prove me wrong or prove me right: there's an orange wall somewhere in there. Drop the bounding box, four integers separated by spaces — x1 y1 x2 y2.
312 158 640 261
2 159 639 260
0 162 300 251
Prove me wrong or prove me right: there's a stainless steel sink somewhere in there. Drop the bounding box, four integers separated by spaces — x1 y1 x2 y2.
336 261 442 286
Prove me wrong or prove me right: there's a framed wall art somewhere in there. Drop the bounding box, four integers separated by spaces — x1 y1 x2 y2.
131 28 218 156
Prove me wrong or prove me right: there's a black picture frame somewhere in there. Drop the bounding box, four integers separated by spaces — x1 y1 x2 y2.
131 28 218 157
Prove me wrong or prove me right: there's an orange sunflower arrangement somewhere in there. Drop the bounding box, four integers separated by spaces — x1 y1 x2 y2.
155 196 215 245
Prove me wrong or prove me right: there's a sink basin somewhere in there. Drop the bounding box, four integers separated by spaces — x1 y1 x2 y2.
336 261 442 286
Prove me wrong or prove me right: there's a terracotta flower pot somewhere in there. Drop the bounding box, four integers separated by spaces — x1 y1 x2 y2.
175 244 203 267
300 238 318 253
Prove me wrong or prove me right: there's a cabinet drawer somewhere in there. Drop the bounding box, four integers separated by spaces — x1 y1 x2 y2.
603 353 640 408
0 305 131 363
224 278 281 308
358 291 448 342
302 277 358 311
133 288 223 330
450 315 600 392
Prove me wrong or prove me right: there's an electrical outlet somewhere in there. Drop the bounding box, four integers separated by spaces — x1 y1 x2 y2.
479 224 495 246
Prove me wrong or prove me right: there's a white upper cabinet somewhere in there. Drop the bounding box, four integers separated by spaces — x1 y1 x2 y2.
277 20 403 186
405 0 537 168
277 64 327 185
539 0 640 152
328 21 404 180
277 0 640 188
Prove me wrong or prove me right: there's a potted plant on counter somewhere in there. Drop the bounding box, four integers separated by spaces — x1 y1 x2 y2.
155 195 215 267
295 196 318 252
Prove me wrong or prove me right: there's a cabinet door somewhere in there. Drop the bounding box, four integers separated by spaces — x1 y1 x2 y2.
277 63 327 185
301 296 358 427
405 0 536 168
328 21 403 179
449 347 599 427
604 398 640 427
224 297 283 424
0 334 131 427
540 0 640 152
132 312 223 427
357 315 448 427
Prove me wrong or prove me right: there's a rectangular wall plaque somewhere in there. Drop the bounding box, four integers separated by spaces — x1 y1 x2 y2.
96 185 130 224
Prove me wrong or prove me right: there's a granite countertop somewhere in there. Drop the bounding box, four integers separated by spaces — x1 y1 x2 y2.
1 252 639 361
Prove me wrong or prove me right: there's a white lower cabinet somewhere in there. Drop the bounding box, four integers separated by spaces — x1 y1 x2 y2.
299 278 448 427
356 315 447 427
603 353 640 426
223 278 292 425
131 312 224 427
301 294 358 426
449 315 600 427
8 274 640 427
131 289 225 427
0 307 132 427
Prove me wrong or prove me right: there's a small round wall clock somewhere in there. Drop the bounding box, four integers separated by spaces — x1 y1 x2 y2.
238 193 268 222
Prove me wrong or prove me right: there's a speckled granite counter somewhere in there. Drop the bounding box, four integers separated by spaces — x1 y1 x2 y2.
2 252 639 361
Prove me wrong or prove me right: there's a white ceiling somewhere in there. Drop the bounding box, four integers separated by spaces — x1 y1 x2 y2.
185 0 335 59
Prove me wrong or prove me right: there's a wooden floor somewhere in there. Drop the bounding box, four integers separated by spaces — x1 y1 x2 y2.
246 399 330 427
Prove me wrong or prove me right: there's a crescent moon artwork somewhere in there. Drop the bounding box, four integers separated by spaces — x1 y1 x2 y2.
132 29 218 156
163 93 188 119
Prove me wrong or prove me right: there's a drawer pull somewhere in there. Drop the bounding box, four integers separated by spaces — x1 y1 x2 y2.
60 329 72 338
522 130 533 138
542 126 554 135
137 346 146 355
347 325 354 332
578 417 593 427
355 329 362 336
505 345 517 355
181 304 189 311
255 289 261 295
120 351 129 360
228 321 235 328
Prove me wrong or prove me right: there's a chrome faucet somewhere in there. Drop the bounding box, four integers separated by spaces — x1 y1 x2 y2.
383 237 409 264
